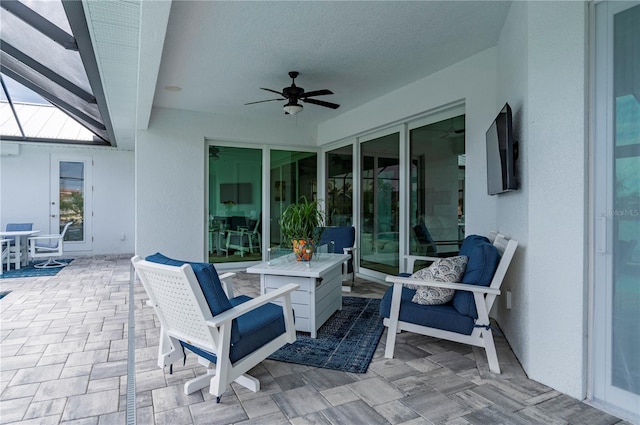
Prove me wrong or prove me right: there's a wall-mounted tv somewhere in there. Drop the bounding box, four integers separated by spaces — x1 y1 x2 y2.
486 103 519 195
220 182 252 204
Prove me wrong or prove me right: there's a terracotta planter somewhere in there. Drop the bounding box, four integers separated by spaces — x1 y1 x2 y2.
292 239 314 261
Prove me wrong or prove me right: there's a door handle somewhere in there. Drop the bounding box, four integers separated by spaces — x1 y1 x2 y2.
597 216 606 255
51 214 57 218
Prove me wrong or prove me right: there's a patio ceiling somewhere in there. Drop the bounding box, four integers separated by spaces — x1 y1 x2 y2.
83 1 511 151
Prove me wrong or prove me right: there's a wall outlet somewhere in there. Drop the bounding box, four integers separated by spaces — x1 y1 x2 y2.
506 291 512 309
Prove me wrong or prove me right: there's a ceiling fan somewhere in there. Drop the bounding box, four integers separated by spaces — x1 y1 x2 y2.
245 71 340 115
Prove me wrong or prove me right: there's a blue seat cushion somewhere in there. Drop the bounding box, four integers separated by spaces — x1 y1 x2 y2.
180 295 286 364
452 236 500 319
145 253 239 343
379 286 475 335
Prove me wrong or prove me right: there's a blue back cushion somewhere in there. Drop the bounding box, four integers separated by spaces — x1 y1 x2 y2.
318 226 355 252
452 236 500 318
318 226 355 272
145 253 239 342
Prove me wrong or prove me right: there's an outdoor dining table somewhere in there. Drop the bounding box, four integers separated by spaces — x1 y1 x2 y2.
0 230 40 270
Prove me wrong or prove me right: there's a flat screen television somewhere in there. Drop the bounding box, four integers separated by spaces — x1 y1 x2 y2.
486 103 519 195
220 182 252 204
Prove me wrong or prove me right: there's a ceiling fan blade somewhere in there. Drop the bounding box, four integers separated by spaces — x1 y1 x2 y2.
260 87 286 97
302 89 333 98
302 98 340 109
244 98 284 105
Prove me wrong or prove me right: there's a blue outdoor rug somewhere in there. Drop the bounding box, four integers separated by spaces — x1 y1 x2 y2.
0 259 73 279
268 296 384 373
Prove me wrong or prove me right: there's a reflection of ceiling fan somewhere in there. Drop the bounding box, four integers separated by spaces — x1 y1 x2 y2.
439 118 465 139
245 71 340 115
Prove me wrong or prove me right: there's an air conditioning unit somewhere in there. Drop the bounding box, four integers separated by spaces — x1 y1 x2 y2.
0 143 20 156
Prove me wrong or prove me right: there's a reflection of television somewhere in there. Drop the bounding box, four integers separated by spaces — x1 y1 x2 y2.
220 183 252 204
486 103 519 195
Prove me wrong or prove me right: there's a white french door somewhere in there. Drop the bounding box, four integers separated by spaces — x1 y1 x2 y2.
50 155 93 252
592 2 640 421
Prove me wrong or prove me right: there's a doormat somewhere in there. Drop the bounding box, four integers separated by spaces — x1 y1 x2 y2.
268 296 384 373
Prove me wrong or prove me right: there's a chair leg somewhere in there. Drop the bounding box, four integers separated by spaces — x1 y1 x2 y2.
235 374 260 393
184 369 216 394
33 257 68 269
483 328 501 374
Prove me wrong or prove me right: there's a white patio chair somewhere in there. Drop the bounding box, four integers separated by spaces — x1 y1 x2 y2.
0 239 10 275
380 232 518 374
28 222 73 268
132 254 298 402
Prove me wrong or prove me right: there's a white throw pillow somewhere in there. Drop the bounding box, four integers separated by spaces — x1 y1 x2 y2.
410 256 468 305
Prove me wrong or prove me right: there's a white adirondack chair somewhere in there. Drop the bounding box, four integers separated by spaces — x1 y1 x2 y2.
131 255 298 401
381 232 518 374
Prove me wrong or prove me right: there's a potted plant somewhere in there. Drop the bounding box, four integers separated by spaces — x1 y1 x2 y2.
279 196 325 261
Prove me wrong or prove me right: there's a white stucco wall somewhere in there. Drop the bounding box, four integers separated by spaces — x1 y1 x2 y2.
493 2 588 399
492 0 531 386
0 142 134 256
526 2 588 398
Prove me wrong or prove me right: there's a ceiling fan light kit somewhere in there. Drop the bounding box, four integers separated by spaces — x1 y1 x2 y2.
283 103 303 115
245 71 340 116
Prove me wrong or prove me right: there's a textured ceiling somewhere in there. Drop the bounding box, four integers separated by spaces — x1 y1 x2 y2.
87 1 512 149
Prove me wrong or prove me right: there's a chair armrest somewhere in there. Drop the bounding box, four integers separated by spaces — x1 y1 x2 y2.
208 283 300 327
29 235 62 241
404 254 438 274
219 272 236 298
385 275 500 296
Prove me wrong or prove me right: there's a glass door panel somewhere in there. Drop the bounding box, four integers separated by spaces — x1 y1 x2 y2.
270 149 317 259
409 115 465 260
50 155 92 252
326 145 353 226
207 145 262 264
593 2 640 421
360 132 400 275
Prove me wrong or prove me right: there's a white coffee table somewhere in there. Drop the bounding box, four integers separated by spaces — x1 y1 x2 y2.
246 253 349 338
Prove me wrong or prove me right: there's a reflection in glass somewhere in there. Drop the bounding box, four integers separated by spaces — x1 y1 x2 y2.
208 145 262 263
611 8 640 394
326 146 353 226
360 133 400 275
59 161 84 242
270 150 317 252
409 115 465 258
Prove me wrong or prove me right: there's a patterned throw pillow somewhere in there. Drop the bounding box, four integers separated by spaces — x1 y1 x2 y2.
403 261 437 290
410 256 468 305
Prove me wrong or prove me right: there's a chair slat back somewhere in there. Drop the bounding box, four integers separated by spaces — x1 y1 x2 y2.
484 234 518 312
5 223 33 243
489 234 518 290
132 257 217 351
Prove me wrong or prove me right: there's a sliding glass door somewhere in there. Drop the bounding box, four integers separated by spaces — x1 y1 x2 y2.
207 145 262 264
360 131 401 276
593 2 640 420
270 149 317 254
409 115 465 260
